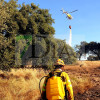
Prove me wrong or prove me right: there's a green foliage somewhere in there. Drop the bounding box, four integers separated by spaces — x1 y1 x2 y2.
0 0 55 70
75 41 100 60
85 42 100 60
75 41 88 60
14 3 55 35
0 0 10 33
0 0 77 71
15 35 76 69
0 0 55 37
87 55 99 61
55 39 77 64
0 35 15 71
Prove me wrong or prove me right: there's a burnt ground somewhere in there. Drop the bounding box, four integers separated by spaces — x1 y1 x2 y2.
65 65 100 100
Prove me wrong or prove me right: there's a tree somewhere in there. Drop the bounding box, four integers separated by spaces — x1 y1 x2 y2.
75 41 87 60
0 0 19 70
0 0 55 70
0 0 77 70
3 1 55 36
55 39 77 64
0 0 19 37
87 55 99 61
0 34 15 70
75 41 100 60
86 42 100 60
0 0 10 33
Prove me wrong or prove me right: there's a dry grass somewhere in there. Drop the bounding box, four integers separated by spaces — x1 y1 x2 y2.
70 75 92 95
64 61 100 95
77 60 100 68
0 61 98 100
0 68 49 100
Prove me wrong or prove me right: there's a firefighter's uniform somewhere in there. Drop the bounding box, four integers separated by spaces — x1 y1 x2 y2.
42 59 74 100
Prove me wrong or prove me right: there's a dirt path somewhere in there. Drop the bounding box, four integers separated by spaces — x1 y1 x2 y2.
75 66 100 100
65 61 100 100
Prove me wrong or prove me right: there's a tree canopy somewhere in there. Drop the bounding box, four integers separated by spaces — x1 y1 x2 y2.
86 42 100 60
0 0 10 33
0 0 77 70
75 41 100 60
1 0 55 37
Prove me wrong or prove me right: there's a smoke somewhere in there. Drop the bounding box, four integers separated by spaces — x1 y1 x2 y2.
69 29 72 46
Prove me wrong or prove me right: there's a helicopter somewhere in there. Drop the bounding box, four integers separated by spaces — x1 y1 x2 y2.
61 8 78 20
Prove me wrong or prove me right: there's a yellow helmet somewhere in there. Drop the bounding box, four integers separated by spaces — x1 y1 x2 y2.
55 59 65 66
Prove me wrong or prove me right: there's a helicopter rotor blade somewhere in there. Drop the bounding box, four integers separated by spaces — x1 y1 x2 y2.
70 10 78 13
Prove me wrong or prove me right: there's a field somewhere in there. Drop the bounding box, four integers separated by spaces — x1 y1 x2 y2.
64 61 100 100
0 61 100 100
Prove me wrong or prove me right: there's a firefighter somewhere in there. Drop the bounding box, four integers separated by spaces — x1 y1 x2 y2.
41 59 74 100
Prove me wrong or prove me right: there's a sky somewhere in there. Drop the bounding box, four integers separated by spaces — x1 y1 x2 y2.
6 0 100 47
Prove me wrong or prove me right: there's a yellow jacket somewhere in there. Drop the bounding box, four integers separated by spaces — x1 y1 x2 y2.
42 69 74 100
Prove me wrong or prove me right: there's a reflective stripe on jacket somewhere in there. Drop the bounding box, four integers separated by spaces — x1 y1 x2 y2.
42 69 74 100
